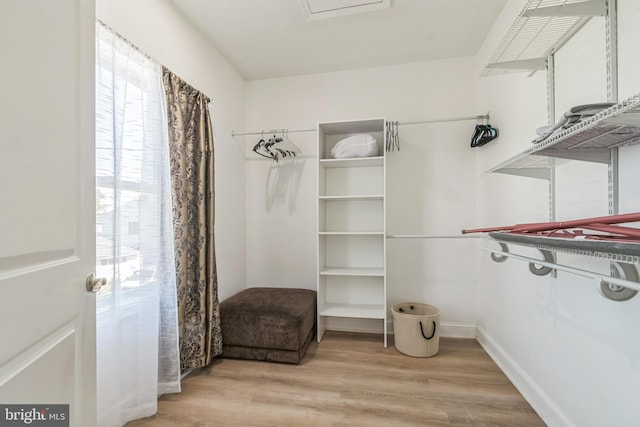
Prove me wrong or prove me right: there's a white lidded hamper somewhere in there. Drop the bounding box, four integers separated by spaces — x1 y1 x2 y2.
391 303 440 357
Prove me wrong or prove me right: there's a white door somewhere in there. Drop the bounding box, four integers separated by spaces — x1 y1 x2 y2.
0 1 97 427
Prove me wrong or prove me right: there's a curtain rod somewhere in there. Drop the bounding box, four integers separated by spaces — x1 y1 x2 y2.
97 20 215 104
386 234 482 239
231 113 490 137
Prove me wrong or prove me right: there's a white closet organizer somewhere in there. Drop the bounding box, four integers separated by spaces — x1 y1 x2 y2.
485 94 640 298
482 0 640 301
316 118 387 347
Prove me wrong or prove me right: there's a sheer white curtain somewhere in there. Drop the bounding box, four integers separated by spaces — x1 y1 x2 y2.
95 23 180 427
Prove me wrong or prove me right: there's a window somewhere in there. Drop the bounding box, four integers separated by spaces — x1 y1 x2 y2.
128 221 140 235
95 25 173 301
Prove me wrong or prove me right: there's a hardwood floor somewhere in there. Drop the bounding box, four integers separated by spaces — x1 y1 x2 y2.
127 332 544 426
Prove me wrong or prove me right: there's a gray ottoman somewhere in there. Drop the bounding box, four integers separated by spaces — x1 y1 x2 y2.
220 287 316 364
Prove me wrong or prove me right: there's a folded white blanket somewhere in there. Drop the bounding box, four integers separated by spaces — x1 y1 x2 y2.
331 134 379 158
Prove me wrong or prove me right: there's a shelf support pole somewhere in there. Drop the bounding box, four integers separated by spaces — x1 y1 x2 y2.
606 0 619 215
606 0 618 103
606 0 620 293
547 53 555 124
548 167 558 278
546 53 558 277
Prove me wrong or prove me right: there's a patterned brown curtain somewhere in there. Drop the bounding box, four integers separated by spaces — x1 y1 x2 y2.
162 68 222 372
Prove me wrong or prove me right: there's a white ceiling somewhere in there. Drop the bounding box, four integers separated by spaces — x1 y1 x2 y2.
170 0 507 80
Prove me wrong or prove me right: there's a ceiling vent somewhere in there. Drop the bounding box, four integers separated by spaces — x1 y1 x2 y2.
299 0 391 20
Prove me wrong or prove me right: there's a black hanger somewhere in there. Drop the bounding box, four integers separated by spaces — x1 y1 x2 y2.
471 119 498 147
470 124 484 147
476 124 498 147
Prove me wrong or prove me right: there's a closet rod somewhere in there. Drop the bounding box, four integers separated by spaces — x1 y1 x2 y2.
231 128 316 137
387 234 481 239
482 247 640 293
231 113 490 137
398 113 489 126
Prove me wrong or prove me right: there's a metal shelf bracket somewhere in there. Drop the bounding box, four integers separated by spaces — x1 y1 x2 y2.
529 249 556 276
486 58 547 72
491 243 509 263
485 246 639 301
600 262 639 301
490 243 556 276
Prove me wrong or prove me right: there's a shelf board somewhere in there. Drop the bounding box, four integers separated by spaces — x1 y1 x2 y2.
489 232 640 264
318 118 385 135
487 93 640 178
320 267 384 276
481 0 605 77
319 195 384 201
319 303 385 319
319 156 384 168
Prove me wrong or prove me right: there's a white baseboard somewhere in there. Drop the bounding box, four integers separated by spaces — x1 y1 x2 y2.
476 326 574 427
437 321 477 339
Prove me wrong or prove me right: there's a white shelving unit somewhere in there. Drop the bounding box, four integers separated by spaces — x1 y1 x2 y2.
317 118 387 347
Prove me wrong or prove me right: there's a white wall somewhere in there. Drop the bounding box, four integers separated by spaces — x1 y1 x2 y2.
475 1 640 426
97 0 247 301
244 58 480 336
617 0 640 215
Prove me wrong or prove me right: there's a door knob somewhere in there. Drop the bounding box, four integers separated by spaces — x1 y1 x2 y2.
86 273 107 293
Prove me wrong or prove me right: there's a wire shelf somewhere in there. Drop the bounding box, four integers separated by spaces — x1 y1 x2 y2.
485 153 568 179
487 93 640 177
488 232 640 264
527 93 640 153
481 0 605 76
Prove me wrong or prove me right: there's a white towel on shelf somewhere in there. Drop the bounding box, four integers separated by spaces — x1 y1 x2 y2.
331 134 379 158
